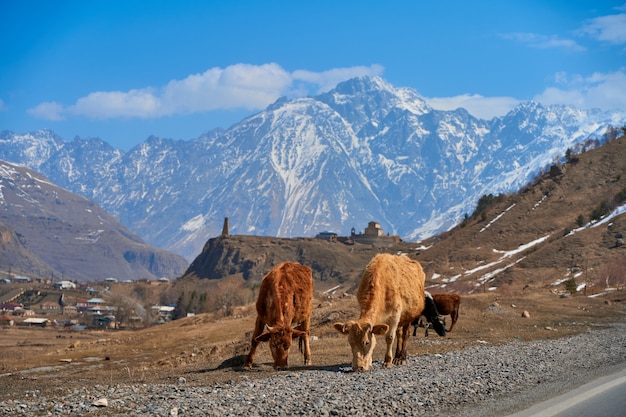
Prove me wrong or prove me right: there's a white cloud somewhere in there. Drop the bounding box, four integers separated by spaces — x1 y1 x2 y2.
28 63 384 121
533 70 626 111
292 64 384 94
580 11 626 44
500 32 585 51
424 94 521 119
27 101 65 120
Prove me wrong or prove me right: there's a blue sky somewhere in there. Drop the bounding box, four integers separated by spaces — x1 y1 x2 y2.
1 1 625 150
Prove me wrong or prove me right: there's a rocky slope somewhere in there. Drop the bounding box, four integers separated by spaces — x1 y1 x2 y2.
0 160 188 282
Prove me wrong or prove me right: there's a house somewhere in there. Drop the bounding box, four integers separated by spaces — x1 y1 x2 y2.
54 280 77 290
93 315 116 329
315 231 338 241
76 299 89 310
21 317 50 327
151 305 175 323
12 275 31 283
0 315 15 326
40 301 60 310
63 305 78 315
87 298 105 307
1 301 24 312
13 308 35 317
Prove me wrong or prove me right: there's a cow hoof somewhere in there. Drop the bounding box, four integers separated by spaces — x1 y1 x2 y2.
304 360 312 366
383 361 393 369
393 358 407 366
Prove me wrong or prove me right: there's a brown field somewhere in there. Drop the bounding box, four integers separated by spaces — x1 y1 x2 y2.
1 288 624 402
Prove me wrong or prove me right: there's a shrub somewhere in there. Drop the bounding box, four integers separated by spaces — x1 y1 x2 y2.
564 277 578 294
472 193 505 219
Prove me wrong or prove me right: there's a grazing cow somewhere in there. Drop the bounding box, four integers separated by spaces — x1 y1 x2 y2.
334 253 439 372
244 262 313 370
413 293 461 336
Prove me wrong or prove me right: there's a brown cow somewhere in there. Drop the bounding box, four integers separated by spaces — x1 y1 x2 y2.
432 293 461 332
244 262 313 370
334 253 431 372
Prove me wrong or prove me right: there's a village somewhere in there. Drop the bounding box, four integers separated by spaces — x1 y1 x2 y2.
0 276 175 330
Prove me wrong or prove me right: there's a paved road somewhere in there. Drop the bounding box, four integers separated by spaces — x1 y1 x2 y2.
507 367 626 417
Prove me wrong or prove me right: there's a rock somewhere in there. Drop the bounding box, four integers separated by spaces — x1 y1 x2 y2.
69 341 81 348
92 398 108 407
521 310 530 318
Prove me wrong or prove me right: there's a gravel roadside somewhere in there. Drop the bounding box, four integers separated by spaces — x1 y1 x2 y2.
2 323 625 416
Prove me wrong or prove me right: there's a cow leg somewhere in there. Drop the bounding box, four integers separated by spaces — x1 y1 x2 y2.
301 318 312 366
449 308 458 332
244 316 265 369
384 322 399 368
393 324 410 365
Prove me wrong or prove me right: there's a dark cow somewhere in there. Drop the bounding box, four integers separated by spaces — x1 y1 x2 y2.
334 253 438 372
413 292 461 336
244 262 313 370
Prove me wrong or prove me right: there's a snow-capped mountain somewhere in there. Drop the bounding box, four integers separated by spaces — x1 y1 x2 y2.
1 76 624 261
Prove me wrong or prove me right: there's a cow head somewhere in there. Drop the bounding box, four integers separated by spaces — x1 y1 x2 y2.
255 324 306 369
334 321 389 372
423 291 446 337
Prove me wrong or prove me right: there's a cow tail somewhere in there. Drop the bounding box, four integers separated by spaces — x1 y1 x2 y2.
299 335 304 354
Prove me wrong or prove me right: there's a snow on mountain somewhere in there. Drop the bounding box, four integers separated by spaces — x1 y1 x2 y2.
1 76 624 261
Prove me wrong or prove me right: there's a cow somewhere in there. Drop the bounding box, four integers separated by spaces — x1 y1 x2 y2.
334 253 443 372
413 293 461 336
244 262 313 370
411 291 448 336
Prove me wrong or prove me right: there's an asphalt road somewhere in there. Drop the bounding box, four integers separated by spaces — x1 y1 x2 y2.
507 367 626 417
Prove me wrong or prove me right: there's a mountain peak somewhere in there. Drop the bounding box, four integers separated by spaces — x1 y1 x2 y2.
332 75 392 95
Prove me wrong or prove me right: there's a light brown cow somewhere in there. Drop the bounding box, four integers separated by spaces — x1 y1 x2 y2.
432 293 461 332
334 253 428 372
244 262 313 370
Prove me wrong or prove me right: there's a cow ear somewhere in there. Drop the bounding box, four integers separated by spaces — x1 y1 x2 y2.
333 322 350 334
372 324 389 335
255 331 272 342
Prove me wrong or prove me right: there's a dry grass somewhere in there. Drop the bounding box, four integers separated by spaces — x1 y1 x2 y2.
1 288 624 401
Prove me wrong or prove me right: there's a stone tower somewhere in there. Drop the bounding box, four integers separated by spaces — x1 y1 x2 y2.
221 217 230 237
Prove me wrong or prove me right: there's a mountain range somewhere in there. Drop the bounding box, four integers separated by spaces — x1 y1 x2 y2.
0 160 188 281
182 134 626 295
1 76 625 261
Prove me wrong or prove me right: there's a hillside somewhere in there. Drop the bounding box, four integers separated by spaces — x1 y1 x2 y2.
0 161 188 282
182 136 626 295
416 134 626 294
0 220 55 279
